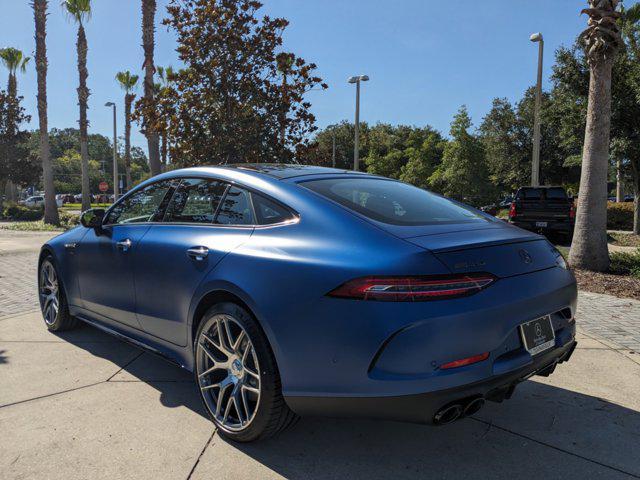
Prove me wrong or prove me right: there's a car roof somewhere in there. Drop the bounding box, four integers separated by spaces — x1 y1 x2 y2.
218 163 366 180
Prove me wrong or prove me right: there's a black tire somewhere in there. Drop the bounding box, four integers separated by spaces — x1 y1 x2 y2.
39 255 80 332
194 302 298 442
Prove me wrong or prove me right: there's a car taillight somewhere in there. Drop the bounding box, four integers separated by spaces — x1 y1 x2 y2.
327 274 495 302
569 203 576 219
508 202 517 218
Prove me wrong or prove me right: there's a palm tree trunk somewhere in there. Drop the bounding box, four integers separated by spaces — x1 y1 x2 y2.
569 56 615 271
7 73 16 98
77 24 91 212
142 0 161 176
34 0 59 225
124 93 133 189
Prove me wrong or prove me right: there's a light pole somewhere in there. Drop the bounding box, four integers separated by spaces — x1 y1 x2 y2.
105 102 119 200
348 75 369 171
530 32 544 187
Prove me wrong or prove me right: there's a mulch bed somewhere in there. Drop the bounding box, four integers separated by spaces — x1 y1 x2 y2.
573 268 640 300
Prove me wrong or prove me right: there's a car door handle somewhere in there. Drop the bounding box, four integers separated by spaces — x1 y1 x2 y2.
187 246 209 261
116 238 132 252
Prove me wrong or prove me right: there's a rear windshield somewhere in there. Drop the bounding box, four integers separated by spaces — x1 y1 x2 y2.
301 177 486 226
545 187 568 199
517 187 567 200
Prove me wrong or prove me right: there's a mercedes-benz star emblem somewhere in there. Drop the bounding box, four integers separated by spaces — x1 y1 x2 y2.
519 249 533 264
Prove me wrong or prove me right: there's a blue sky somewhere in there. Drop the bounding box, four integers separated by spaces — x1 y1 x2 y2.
1 0 635 154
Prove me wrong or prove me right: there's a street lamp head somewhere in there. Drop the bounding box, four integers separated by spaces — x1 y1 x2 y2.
105 102 115 107
530 32 543 42
348 75 370 84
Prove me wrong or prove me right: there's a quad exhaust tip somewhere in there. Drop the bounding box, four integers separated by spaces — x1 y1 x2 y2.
463 397 485 417
434 397 486 425
433 404 463 425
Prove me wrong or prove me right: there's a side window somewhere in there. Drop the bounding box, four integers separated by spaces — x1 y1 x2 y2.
215 186 255 225
105 180 175 225
251 193 295 225
163 178 227 224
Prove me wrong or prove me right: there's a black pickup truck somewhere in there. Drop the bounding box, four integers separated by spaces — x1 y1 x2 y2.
508 186 575 238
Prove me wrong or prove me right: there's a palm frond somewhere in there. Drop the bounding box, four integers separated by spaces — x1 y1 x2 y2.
116 70 140 93
61 0 92 25
20 57 31 73
0 47 26 73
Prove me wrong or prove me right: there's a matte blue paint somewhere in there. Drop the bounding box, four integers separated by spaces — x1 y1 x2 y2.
43 165 577 411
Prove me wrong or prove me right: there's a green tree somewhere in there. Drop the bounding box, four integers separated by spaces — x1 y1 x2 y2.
116 70 139 188
430 106 495 206
399 131 446 189
569 0 623 271
303 121 364 169
33 0 59 224
153 0 326 165
62 0 92 211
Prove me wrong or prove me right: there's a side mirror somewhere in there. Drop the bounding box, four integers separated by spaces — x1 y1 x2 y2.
80 208 105 229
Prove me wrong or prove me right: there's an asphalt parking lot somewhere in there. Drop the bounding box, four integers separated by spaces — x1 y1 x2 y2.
1 230 640 479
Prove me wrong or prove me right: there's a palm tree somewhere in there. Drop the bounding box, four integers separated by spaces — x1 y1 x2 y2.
142 0 161 176
33 0 59 225
0 47 30 97
0 47 30 202
115 70 139 189
62 0 92 212
156 65 174 169
569 0 623 271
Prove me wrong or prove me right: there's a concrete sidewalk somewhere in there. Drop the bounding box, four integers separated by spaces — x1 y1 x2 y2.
1 310 639 480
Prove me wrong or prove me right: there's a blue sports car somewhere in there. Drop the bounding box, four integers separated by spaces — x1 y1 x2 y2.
38 164 577 441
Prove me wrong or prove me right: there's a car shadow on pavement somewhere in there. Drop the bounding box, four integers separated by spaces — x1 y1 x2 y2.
217 381 640 479
50 323 210 420
56 324 640 478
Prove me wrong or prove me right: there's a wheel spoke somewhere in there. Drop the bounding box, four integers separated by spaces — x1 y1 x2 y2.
232 330 245 355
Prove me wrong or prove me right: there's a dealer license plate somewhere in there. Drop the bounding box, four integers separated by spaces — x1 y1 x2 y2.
520 315 555 355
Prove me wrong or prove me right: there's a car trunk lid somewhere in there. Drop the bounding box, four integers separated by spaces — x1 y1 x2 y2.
404 226 558 278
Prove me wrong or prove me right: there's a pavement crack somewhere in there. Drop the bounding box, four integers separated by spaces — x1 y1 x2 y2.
186 429 216 480
470 417 640 478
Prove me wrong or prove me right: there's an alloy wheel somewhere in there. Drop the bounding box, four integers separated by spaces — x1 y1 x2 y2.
196 314 261 432
39 261 59 326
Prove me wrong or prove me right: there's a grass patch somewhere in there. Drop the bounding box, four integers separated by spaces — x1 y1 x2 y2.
60 203 111 210
0 211 79 232
608 232 640 248
609 249 640 279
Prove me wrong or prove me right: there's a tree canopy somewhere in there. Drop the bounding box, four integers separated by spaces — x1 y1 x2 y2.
147 0 327 165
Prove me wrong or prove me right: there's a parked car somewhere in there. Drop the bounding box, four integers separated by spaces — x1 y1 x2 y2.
508 186 575 239
38 165 577 442
22 196 45 208
22 195 63 208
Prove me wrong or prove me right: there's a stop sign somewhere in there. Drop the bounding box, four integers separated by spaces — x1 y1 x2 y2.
99 181 109 193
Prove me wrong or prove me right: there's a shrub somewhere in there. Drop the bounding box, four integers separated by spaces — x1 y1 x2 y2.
609 249 640 279
607 201 634 231
1 204 44 221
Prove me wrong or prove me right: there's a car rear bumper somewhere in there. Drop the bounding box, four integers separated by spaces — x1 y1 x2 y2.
509 219 573 232
285 338 577 424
